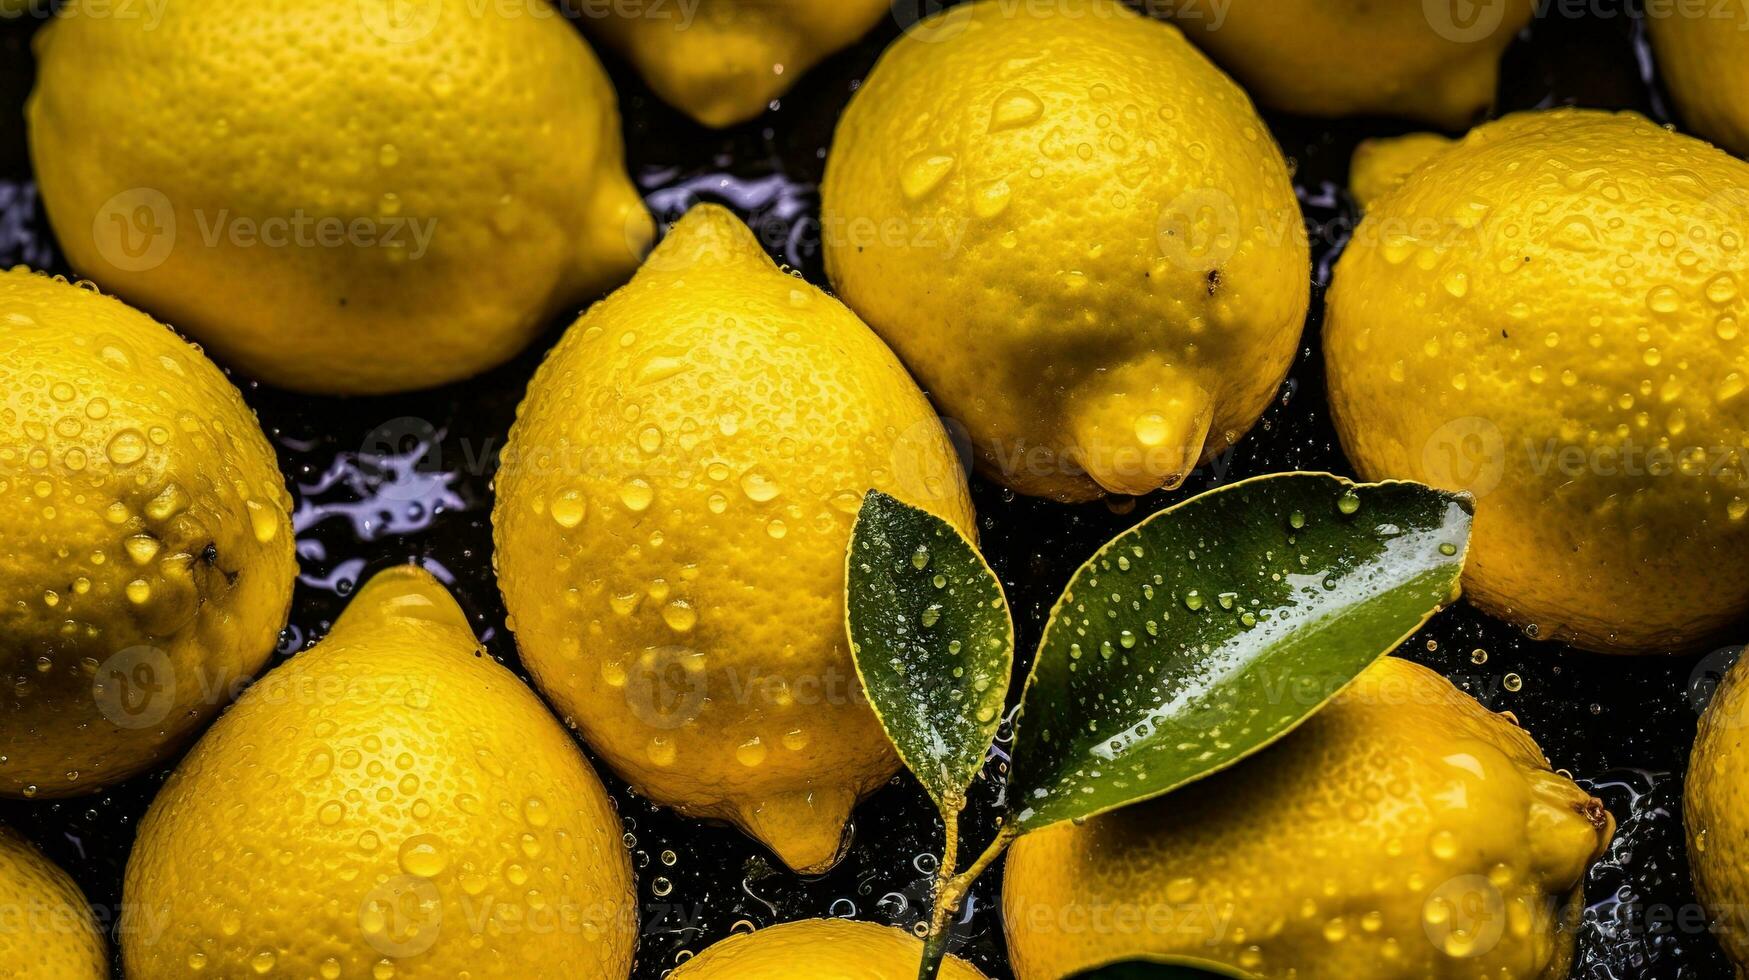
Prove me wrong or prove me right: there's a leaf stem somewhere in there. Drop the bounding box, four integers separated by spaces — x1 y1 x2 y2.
915 821 1021 980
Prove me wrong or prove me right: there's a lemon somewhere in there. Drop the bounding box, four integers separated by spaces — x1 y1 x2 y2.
1648 5 1749 157
585 0 889 128
1171 0 1533 128
121 566 635 978
1687 649 1749 973
0 269 295 798
0 825 107 978
670 918 986 979
1003 657 1613 980
28 0 650 394
822 0 1308 502
1328 109 1749 654
493 204 974 873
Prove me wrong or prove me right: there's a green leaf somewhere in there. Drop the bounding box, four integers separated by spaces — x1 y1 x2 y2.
1006 472 1471 833
846 490 1013 812
1068 959 1252 980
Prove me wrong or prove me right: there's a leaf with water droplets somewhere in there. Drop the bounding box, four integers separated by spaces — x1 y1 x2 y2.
847 490 1012 813
1007 472 1472 833
1068 960 1250 980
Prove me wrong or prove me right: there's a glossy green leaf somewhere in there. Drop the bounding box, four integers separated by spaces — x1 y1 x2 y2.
1006 472 1471 833
1068 960 1252 980
847 490 1014 812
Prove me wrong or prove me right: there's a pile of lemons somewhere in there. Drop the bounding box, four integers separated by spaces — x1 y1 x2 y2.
2 0 1748 978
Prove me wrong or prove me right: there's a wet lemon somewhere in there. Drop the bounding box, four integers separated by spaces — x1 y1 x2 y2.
121 566 635 978
493 205 974 874
1686 648 1749 973
670 918 985 979
585 0 888 128
0 269 295 798
822 0 1308 502
1648 5 1749 157
1171 0 1533 127
0 825 107 978
1004 657 1613 979
1327 109 1749 654
28 0 649 394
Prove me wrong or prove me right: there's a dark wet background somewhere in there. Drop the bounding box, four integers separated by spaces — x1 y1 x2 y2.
0 4 1738 977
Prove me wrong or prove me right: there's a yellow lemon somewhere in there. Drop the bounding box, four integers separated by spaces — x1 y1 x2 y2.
1687 648 1749 972
0 269 295 798
28 0 650 394
1648 4 1749 157
1326 109 1749 655
822 0 1308 502
493 205 974 874
585 0 889 128
121 566 635 978
0 825 107 978
1170 0 1533 128
670 918 986 979
1003 657 1613 980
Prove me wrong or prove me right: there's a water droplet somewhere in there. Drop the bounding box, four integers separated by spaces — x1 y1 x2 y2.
550 490 587 528
740 470 780 503
989 89 1044 132
619 479 653 512
105 429 147 465
900 152 955 200
398 834 448 877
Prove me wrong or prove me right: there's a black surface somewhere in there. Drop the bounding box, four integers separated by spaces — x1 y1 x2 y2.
0 3 1737 978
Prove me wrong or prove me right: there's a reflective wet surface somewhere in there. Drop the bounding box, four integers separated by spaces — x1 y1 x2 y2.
0 5 1740 977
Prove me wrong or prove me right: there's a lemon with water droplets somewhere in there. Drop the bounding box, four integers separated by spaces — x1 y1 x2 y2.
822 0 1309 502
1327 109 1749 654
584 0 889 128
1686 647 1749 973
0 268 295 798
1170 0 1533 127
669 918 986 979
1648 4 1749 157
0 824 107 978
27 0 650 393
121 565 635 978
1003 657 1614 980
493 204 975 874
